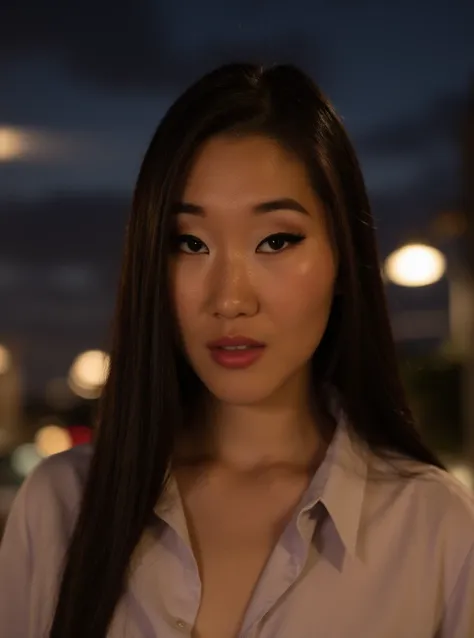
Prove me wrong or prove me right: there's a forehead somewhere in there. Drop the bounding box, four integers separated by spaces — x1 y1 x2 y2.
182 134 315 205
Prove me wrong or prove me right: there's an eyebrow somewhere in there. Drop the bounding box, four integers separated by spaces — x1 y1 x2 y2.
172 197 310 216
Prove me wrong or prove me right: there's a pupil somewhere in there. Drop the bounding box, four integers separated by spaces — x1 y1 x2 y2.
269 236 285 250
189 238 201 252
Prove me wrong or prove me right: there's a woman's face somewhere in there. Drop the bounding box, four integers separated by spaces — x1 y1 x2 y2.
170 134 337 407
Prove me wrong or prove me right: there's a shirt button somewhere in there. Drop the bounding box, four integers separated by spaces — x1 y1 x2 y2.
175 619 186 630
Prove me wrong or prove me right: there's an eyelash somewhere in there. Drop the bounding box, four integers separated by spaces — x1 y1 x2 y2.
175 232 306 255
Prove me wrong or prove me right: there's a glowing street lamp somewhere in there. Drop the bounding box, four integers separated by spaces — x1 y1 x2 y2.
384 243 447 288
384 241 470 347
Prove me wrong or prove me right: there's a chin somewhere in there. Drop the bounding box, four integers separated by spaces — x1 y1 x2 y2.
203 376 279 407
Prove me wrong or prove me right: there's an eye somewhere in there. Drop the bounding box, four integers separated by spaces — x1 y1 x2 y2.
176 234 209 254
256 232 305 254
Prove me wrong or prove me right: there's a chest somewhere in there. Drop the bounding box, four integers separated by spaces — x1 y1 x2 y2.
178 471 310 638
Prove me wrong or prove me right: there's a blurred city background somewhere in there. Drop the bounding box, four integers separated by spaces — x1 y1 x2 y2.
1 0 474 535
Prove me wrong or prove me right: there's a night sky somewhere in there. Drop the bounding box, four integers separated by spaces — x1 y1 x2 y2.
1 0 473 395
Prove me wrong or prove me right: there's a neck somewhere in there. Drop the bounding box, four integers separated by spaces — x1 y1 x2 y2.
180 378 334 473
211 404 323 472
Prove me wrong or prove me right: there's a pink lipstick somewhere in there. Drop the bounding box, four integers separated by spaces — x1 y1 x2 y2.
207 336 266 369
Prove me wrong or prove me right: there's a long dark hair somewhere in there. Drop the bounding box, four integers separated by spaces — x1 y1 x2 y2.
49 63 444 637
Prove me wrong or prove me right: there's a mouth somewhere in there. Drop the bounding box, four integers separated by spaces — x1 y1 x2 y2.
207 336 266 350
206 336 266 369
215 344 261 351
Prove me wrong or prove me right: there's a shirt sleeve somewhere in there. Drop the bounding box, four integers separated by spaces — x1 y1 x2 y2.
0 481 32 638
438 543 474 637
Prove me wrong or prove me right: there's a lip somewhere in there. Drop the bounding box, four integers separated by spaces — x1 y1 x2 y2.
207 335 266 369
207 335 266 349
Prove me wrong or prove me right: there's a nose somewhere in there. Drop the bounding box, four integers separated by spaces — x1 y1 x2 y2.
207 253 259 319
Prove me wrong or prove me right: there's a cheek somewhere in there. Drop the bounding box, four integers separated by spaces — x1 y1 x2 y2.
266 254 336 331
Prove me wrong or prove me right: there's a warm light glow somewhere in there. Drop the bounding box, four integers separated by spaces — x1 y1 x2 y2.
0 127 29 161
68 350 109 399
385 244 446 287
67 376 104 400
35 425 72 457
448 462 473 490
0 344 12 375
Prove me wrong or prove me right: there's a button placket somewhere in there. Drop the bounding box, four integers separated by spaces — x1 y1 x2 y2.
175 618 188 631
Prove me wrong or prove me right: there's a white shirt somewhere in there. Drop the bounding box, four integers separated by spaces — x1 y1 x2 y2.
1 422 474 637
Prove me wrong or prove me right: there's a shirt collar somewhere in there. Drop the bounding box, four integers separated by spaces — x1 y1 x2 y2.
154 472 191 547
298 410 368 558
154 405 369 558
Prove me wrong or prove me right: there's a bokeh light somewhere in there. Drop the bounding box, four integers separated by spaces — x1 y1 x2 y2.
0 127 30 161
385 244 446 287
11 443 42 477
68 425 93 446
35 425 72 457
0 344 11 375
68 349 109 399
448 462 474 490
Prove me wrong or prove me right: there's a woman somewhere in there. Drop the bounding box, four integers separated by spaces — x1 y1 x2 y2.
1 63 473 638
